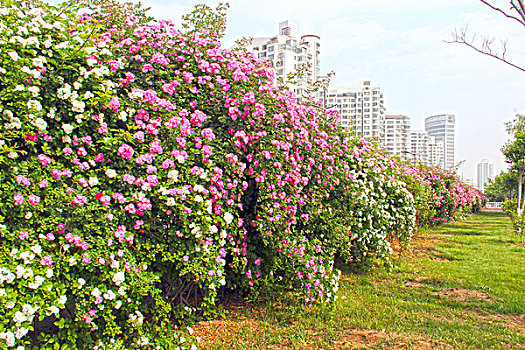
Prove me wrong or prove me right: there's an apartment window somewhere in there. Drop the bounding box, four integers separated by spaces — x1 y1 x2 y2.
268 45 274 52
268 54 274 60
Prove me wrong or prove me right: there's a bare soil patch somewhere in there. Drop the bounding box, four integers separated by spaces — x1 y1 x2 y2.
436 288 492 302
334 329 453 350
504 314 525 332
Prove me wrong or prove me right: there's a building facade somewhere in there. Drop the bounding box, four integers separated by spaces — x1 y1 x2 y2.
248 21 320 98
477 159 494 192
322 81 385 141
384 115 411 160
425 114 455 170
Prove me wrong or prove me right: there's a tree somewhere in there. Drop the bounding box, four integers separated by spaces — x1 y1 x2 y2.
446 0 525 73
484 170 518 201
502 130 525 237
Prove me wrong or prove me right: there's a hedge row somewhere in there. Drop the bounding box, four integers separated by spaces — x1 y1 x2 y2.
0 1 481 349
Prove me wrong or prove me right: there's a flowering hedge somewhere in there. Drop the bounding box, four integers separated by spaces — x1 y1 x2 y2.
0 1 481 349
402 165 483 226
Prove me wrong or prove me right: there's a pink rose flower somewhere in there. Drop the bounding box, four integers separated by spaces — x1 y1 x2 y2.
117 143 135 160
28 194 40 206
19 230 29 240
40 255 53 267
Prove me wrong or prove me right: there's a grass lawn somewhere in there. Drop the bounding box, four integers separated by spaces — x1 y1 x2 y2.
195 211 525 349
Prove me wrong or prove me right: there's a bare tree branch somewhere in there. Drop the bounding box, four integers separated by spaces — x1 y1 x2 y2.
480 0 525 26
445 1 525 73
511 0 525 23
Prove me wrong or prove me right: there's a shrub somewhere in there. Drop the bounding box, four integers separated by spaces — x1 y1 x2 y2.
0 1 480 349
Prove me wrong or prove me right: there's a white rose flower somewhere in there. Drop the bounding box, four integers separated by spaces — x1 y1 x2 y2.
103 290 116 300
31 245 42 255
71 100 85 113
105 169 117 178
27 100 42 111
57 84 71 100
88 177 99 186
2 331 15 347
62 123 74 134
118 111 127 121
34 118 47 131
57 295 67 305
112 271 125 286
47 305 59 316
224 212 234 224
16 266 25 279
15 327 28 339
86 58 97 67
167 170 179 182
166 197 176 206
13 311 27 324
8 51 19 61
68 257 77 266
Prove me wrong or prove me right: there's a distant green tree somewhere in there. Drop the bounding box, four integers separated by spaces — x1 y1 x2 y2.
502 129 525 236
484 171 518 201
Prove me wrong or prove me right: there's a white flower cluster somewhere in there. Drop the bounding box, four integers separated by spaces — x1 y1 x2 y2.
0 267 15 284
3 109 21 130
106 169 117 178
128 310 144 327
112 271 125 286
167 169 179 183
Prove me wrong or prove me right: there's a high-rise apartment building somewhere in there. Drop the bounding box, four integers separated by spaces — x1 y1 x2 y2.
428 138 445 167
425 114 455 170
385 115 411 160
410 130 430 164
409 130 444 167
248 21 320 98
321 81 385 141
477 159 494 192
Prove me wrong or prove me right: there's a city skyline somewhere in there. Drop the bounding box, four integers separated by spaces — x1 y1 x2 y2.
49 0 525 180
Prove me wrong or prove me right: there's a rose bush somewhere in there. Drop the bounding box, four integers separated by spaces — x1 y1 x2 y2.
0 1 482 349
402 165 483 226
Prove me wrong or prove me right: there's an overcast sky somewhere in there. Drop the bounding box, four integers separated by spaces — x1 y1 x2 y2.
53 0 525 180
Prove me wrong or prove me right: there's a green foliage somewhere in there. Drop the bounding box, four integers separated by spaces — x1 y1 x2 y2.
484 171 517 201
0 1 480 349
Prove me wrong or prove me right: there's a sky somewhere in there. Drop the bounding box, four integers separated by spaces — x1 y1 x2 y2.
53 0 525 181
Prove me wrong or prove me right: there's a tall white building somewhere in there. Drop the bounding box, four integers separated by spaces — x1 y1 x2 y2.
410 130 430 164
385 115 411 160
428 138 445 167
477 159 494 192
425 114 456 170
409 130 444 167
322 81 385 141
248 21 320 98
